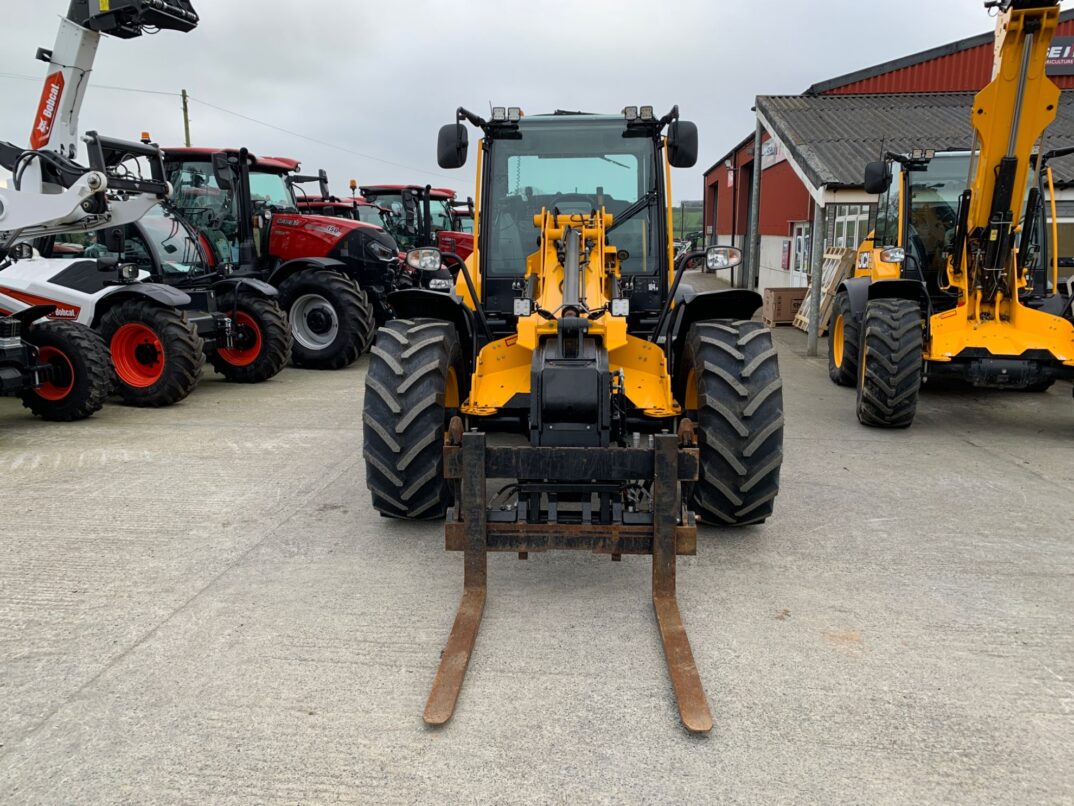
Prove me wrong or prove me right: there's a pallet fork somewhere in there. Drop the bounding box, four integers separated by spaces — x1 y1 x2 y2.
424 418 713 734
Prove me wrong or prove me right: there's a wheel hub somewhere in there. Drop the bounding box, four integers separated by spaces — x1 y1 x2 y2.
306 309 333 335
134 342 161 367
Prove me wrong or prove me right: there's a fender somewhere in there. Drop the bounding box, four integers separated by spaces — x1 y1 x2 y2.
837 276 872 319
868 278 930 313
93 282 192 325
210 276 278 298
388 287 476 364
267 256 349 287
668 288 763 372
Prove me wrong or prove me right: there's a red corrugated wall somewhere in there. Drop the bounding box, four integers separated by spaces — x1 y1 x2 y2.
825 18 1074 94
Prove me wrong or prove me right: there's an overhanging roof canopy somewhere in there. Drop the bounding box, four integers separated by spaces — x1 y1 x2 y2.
755 91 1074 195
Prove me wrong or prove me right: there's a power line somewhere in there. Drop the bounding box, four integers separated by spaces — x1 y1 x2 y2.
0 72 457 183
186 95 459 182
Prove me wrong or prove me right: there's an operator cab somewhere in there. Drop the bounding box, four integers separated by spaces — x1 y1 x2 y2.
476 113 669 336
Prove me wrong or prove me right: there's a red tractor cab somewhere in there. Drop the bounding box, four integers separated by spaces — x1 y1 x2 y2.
360 184 474 261
451 197 475 234
291 169 395 230
163 147 403 367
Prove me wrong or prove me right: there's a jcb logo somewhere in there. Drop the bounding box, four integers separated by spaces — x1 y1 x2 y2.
30 73 64 149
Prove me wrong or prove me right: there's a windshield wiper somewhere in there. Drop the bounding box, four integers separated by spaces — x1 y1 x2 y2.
598 155 630 169
606 188 656 235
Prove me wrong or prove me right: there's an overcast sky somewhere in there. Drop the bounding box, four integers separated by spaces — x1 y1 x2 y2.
0 0 1065 201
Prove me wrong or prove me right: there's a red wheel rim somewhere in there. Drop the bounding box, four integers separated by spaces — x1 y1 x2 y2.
111 322 165 387
35 346 75 401
217 311 262 367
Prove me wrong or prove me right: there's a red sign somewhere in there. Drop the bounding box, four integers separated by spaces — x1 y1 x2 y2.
30 72 65 149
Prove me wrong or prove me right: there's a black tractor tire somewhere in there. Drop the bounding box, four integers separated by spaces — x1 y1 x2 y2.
20 320 112 421
277 270 374 369
827 290 860 387
363 318 463 520
681 320 784 526
856 298 923 428
99 299 205 408
209 294 292 383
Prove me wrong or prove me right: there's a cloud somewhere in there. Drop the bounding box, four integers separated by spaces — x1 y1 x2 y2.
0 0 1045 200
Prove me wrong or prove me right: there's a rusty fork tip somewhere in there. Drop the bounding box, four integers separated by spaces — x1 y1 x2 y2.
422 711 452 727
682 714 714 735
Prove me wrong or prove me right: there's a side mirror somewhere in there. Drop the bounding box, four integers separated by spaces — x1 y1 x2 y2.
212 152 236 191
863 161 892 195
705 245 742 271
667 120 698 169
437 123 469 169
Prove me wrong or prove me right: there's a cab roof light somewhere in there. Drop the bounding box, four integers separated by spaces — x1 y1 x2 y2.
623 106 638 121
507 106 522 122
639 105 654 121
492 106 507 122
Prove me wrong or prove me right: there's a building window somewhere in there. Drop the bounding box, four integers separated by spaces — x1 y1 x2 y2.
827 203 874 249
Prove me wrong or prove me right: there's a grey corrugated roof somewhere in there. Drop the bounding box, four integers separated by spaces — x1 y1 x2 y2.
756 91 1074 192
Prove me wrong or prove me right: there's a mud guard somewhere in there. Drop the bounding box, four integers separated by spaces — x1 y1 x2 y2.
267 256 349 287
668 288 762 372
210 276 278 298
388 287 476 363
93 283 191 326
868 278 930 310
838 276 872 319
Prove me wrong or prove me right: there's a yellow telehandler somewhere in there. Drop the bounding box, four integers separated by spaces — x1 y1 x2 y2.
362 105 785 732
827 0 1074 426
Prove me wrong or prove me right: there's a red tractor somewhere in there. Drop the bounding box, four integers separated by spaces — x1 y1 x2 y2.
292 170 394 230
359 184 474 261
162 148 403 367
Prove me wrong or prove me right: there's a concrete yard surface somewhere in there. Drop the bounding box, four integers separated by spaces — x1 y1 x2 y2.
1 290 1073 803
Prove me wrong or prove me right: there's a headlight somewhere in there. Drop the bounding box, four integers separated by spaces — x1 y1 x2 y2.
119 263 139 281
880 247 906 264
429 278 453 291
366 239 396 261
610 298 630 317
407 247 442 271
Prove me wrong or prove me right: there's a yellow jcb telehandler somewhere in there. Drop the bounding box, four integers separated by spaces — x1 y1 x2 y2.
827 0 1074 426
362 105 785 732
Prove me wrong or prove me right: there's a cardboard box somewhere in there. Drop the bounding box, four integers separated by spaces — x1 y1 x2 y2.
762 287 807 326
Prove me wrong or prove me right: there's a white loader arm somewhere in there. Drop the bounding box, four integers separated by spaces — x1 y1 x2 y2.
29 1 199 161
0 1 198 244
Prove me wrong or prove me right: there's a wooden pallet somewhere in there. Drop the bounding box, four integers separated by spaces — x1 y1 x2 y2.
793 248 856 336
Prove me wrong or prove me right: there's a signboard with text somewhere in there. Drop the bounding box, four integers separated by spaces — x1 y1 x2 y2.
1047 37 1074 75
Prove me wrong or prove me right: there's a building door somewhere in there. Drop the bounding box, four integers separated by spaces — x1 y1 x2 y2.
791 221 810 288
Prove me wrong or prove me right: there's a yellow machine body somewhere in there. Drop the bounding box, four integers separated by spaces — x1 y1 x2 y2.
455 143 681 419
853 3 1074 370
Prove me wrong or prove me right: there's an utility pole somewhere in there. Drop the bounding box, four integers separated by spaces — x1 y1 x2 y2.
807 198 825 357
746 119 764 290
181 88 191 147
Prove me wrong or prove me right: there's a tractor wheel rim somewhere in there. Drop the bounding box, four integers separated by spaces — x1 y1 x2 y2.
111 322 165 388
833 314 845 368
35 345 75 401
290 293 339 350
218 311 262 367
